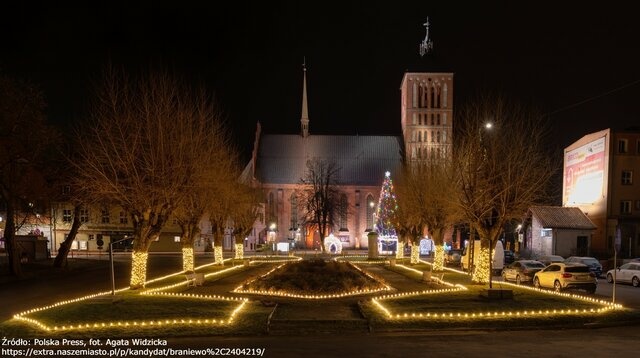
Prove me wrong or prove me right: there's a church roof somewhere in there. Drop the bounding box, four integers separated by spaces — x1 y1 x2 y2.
529 206 596 230
255 134 403 186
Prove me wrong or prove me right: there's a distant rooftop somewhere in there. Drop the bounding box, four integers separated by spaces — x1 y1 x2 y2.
255 134 403 186
529 206 596 230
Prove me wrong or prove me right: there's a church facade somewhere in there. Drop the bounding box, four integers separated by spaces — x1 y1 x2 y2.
242 66 454 250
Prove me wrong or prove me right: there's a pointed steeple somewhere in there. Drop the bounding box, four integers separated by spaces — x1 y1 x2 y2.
300 57 309 137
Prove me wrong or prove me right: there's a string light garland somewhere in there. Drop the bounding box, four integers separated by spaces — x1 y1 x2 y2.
234 243 244 259
471 247 490 283
432 245 445 271
410 245 420 264
396 241 405 259
233 261 392 299
182 247 194 272
130 251 149 288
214 246 223 265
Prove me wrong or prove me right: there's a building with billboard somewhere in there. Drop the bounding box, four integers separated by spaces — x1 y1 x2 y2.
563 128 640 258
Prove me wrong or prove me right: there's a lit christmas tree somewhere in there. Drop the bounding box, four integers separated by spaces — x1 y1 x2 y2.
375 172 400 255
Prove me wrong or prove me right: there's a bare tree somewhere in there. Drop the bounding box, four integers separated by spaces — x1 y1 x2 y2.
172 110 233 272
75 67 226 288
453 95 556 285
0 74 58 276
230 184 262 259
412 155 459 271
393 171 424 264
299 159 344 252
208 160 242 265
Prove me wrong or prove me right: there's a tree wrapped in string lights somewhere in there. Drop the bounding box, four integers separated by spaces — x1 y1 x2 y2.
375 172 400 256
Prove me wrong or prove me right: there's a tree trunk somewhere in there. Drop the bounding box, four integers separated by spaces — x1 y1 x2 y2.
431 227 446 272
234 235 245 259
53 205 82 268
3 198 21 276
213 232 224 265
179 221 199 272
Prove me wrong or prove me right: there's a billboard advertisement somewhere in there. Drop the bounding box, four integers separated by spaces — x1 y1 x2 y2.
563 136 606 205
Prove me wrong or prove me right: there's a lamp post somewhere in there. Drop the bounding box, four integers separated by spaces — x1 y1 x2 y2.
110 237 131 296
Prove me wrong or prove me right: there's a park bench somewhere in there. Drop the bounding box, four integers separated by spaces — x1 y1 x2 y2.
185 272 205 287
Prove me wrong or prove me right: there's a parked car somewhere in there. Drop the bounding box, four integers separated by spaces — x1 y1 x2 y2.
606 262 640 287
504 250 515 264
536 255 565 266
502 260 546 285
444 249 463 266
564 256 603 278
533 263 597 293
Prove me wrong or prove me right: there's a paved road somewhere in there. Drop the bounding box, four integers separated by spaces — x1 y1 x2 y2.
2 254 639 357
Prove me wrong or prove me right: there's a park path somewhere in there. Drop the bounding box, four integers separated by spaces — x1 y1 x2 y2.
185 261 436 335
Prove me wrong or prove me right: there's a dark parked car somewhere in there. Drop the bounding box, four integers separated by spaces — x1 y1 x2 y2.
536 255 565 266
504 250 515 264
444 249 463 266
564 256 602 278
502 260 546 285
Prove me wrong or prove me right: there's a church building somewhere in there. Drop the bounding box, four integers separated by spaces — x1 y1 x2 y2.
242 64 453 250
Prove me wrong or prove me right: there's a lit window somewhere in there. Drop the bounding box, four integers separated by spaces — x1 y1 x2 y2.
618 139 628 154
101 209 110 224
621 201 632 215
174 236 180 243
63 209 72 223
622 170 633 185
79 209 89 223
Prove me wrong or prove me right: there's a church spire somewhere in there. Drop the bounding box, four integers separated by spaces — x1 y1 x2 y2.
300 57 309 138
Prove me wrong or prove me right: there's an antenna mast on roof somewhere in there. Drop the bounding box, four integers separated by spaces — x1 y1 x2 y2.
419 17 434 56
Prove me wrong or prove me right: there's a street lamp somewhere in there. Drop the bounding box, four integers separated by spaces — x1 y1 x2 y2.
110 237 131 296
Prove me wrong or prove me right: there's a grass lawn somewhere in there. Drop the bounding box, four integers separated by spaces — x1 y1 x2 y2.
361 263 639 331
0 300 273 339
241 259 386 295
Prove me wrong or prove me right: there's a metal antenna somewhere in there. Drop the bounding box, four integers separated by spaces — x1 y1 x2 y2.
419 17 434 56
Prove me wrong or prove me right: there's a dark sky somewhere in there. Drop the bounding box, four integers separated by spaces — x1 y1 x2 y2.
2 1 639 160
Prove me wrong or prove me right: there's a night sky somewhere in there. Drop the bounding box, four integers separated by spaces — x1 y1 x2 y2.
2 2 639 160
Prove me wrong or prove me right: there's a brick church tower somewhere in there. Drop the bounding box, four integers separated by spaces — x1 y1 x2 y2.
400 72 454 161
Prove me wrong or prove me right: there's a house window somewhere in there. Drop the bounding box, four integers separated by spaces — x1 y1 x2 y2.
79 209 89 223
339 194 348 231
621 201 632 215
119 211 128 224
635 200 640 211
101 209 110 224
618 139 628 154
366 194 375 231
622 170 633 185
174 236 181 243
62 185 71 195
290 193 298 230
63 209 72 223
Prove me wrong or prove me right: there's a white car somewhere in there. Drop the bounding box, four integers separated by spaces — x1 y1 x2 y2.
533 263 597 293
606 262 640 287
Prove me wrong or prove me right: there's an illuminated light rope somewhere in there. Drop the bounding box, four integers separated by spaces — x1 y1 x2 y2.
130 251 149 288
432 245 445 272
233 262 392 299
334 255 388 264
410 245 420 264
14 294 249 332
13 259 250 332
248 256 303 264
371 265 623 321
214 246 224 265
143 265 245 293
234 243 244 259
395 264 463 289
182 247 194 272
